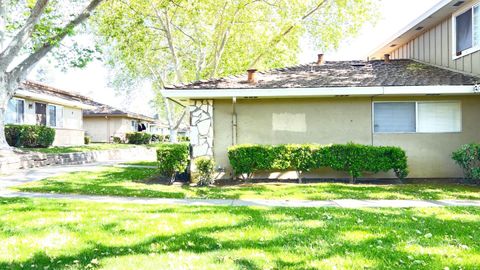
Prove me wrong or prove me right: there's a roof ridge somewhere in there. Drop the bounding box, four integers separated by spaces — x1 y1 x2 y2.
23 80 93 102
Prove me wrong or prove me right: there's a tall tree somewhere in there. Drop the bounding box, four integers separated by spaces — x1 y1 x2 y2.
94 0 377 141
0 0 104 151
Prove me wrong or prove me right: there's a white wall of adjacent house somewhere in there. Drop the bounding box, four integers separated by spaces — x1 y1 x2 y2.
5 97 85 146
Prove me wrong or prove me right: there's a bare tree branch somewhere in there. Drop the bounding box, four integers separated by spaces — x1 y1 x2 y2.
9 0 104 83
0 0 50 71
249 0 327 68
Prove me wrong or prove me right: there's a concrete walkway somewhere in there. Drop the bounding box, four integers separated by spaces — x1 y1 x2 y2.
1 163 480 208
1 190 480 208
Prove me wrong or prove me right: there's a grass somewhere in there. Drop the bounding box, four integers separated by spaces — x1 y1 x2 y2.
15 166 480 200
0 198 479 269
22 143 137 154
121 160 158 167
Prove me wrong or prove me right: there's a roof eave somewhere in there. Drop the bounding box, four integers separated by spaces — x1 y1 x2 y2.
15 90 96 110
162 85 478 99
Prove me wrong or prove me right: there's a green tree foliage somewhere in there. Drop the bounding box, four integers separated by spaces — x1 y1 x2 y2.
94 0 378 84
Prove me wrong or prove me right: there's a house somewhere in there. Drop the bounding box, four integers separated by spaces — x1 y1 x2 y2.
161 0 480 179
7 81 95 146
149 118 190 138
83 101 155 143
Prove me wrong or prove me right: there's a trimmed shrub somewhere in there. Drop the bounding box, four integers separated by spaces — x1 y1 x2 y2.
84 136 91 145
195 157 215 186
452 143 480 184
5 124 55 148
112 136 123 144
156 143 189 183
126 132 152 145
228 143 409 182
178 135 189 142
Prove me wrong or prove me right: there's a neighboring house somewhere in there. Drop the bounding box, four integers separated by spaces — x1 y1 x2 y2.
162 0 480 179
149 119 189 137
83 102 155 143
7 81 94 146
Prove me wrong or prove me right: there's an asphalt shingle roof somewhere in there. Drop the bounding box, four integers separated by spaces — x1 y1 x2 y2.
20 81 154 122
166 60 480 90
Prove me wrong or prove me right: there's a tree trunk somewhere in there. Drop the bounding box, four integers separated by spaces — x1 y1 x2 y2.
349 175 356 184
162 96 178 143
0 77 14 151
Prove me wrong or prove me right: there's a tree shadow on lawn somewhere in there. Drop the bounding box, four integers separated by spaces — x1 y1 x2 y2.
1 199 479 270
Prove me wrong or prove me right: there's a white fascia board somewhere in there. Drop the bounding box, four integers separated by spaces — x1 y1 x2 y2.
15 90 96 110
162 85 478 99
162 87 384 99
383 85 477 95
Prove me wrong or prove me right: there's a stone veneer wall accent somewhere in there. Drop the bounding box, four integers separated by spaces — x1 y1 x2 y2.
190 99 214 158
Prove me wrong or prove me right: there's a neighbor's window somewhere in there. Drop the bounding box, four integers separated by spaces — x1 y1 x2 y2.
454 4 480 56
374 101 461 133
5 98 24 124
47 105 63 128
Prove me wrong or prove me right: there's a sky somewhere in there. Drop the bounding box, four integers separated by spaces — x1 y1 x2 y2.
30 0 443 117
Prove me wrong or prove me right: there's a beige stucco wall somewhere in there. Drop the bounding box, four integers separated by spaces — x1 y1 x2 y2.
213 96 480 179
84 117 137 142
390 0 480 76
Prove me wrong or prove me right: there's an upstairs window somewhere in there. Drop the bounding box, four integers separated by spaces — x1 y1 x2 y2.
453 4 480 57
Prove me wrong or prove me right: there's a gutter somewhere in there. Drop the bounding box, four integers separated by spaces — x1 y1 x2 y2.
15 90 96 110
161 85 478 99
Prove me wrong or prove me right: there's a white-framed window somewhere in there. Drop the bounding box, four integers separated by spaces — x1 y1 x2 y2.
452 2 480 59
373 101 461 133
47 105 63 128
131 120 138 131
5 98 25 124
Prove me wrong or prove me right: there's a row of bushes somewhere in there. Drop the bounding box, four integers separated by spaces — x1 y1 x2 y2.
5 124 55 148
228 143 409 182
126 132 190 145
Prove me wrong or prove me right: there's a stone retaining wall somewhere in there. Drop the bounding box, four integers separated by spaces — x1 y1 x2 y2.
0 146 156 173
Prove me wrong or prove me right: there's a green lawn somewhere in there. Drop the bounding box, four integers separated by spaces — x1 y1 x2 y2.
121 160 158 167
22 143 137 154
0 198 479 269
15 166 480 200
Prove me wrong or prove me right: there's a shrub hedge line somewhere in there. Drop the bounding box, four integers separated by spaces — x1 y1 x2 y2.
228 143 409 182
126 132 152 144
156 143 190 183
5 124 55 148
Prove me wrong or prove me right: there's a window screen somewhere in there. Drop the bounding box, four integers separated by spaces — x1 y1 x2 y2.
48 105 56 127
417 102 461 132
5 99 24 124
374 102 416 133
474 6 480 47
456 9 473 53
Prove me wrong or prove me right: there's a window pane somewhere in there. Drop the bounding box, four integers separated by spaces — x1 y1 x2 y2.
48 105 56 127
417 102 461 132
5 99 17 124
474 6 480 46
56 106 63 128
456 10 473 53
374 103 416 133
16 100 24 124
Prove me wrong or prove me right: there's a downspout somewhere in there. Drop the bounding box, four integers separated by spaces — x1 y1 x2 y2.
106 116 110 143
232 97 237 145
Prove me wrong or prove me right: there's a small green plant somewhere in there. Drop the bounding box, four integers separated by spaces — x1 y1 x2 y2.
5 124 55 148
84 136 91 145
156 143 189 184
112 136 123 144
126 132 152 144
195 157 215 186
452 143 480 184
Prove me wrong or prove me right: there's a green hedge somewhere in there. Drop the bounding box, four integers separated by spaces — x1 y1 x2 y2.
228 143 409 182
5 124 55 148
126 132 152 144
156 143 190 183
452 143 480 184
